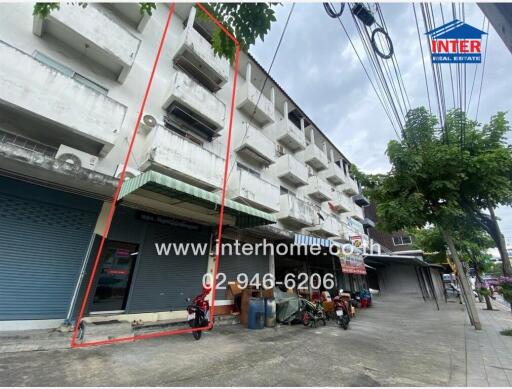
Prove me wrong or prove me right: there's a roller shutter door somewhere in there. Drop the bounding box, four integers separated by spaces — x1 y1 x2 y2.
126 224 210 312
0 177 100 320
218 240 269 291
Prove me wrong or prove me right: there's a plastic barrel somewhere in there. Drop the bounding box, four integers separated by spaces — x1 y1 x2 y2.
248 297 265 329
265 298 276 327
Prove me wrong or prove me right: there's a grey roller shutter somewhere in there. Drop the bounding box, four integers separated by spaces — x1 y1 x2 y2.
126 224 210 312
0 178 100 320
218 240 269 293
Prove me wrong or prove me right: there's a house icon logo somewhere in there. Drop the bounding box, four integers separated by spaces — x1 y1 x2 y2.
426 19 487 63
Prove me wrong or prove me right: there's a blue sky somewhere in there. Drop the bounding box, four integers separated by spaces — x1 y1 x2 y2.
251 2 512 245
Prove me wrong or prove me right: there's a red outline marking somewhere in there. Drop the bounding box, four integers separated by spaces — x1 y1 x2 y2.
70 3 240 348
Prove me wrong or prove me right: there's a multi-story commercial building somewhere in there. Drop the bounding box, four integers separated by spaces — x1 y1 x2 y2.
0 3 371 330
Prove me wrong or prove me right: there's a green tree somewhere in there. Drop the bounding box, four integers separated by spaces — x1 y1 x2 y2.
33 3 278 63
197 3 277 62
360 107 512 329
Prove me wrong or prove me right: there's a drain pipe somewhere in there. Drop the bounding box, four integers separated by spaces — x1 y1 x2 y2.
64 232 96 325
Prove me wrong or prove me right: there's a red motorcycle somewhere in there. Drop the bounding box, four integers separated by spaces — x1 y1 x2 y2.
186 284 211 340
333 295 351 330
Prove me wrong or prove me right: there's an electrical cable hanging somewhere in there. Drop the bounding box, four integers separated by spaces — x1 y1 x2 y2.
323 3 402 139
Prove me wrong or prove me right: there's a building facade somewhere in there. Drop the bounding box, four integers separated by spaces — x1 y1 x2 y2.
0 3 371 329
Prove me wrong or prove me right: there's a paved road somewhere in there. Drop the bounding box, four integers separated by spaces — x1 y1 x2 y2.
0 295 470 386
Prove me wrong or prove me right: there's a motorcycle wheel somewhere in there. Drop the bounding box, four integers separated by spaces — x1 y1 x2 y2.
192 330 202 340
342 317 349 330
192 315 202 340
322 319 327 326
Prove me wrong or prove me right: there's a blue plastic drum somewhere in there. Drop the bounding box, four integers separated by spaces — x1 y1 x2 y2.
248 297 265 329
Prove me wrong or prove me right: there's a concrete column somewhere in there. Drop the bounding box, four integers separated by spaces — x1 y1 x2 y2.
270 87 275 108
245 62 252 83
322 141 327 154
309 125 314 143
269 252 275 277
187 6 196 30
330 148 335 164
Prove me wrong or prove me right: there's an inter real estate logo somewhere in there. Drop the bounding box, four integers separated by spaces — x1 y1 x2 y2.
426 19 487 64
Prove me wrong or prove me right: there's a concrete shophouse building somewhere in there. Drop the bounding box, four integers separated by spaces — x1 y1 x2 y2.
0 3 372 330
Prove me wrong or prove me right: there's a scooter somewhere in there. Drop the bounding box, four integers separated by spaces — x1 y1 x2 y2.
300 298 327 328
333 294 350 330
186 284 211 340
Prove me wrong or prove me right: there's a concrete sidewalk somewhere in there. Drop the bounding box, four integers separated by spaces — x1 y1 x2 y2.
465 300 512 386
0 295 470 386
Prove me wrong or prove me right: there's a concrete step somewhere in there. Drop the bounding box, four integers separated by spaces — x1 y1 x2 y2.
0 329 71 353
80 321 134 344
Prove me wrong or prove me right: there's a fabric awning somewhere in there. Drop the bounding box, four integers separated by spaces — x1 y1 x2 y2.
118 170 276 228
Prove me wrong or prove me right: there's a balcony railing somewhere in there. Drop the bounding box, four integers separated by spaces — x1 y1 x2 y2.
275 118 306 151
306 176 333 201
173 19 229 92
328 191 353 213
139 125 225 190
234 125 275 166
277 194 316 227
320 161 345 185
275 154 308 186
163 70 226 135
0 41 126 156
303 143 328 171
33 4 141 82
306 214 340 238
353 193 370 207
230 168 280 212
237 81 275 127
340 177 359 196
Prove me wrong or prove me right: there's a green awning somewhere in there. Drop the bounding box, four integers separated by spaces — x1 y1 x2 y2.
118 170 276 228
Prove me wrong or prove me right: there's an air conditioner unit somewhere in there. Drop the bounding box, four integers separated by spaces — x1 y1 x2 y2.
138 114 158 135
114 164 141 181
56 145 98 170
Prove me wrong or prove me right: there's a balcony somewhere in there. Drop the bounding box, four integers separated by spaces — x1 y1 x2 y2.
303 143 328 171
346 204 365 222
163 70 226 137
362 217 376 228
353 193 370 207
0 41 126 156
106 3 151 32
173 19 229 92
328 191 353 213
340 177 359 196
237 81 275 127
306 176 333 202
320 161 345 185
234 125 275 166
275 118 306 151
276 154 308 186
338 219 366 243
306 214 340 238
139 125 225 190
33 4 141 82
230 168 280 212
277 194 316 227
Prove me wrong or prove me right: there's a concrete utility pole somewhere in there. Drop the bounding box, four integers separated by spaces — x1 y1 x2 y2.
443 230 482 330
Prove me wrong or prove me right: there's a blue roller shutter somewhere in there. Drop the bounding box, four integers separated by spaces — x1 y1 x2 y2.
0 177 100 320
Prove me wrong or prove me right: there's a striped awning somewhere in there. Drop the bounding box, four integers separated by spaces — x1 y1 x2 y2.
294 233 332 247
118 170 276 228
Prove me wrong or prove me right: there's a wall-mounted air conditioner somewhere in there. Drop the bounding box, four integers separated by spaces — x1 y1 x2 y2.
56 145 98 170
138 114 158 135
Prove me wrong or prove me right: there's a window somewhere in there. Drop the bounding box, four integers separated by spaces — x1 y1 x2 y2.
237 163 260 177
393 235 412 246
164 103 218 142
280 186 289 195
0 129 57 157
33 51 108 95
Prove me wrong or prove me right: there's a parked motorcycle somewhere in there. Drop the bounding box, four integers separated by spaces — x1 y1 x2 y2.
186 284 211 340
333 295 350 330
300 298 327 328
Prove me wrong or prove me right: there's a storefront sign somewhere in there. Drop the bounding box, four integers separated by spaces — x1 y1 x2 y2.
137 211 200 230
350 235 363 249
338 253 367 275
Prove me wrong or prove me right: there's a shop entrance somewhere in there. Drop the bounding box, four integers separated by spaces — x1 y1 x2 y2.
90 241 138 313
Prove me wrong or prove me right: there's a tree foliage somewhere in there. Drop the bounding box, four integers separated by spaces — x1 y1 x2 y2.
361 108 512 235
197 3 278 62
